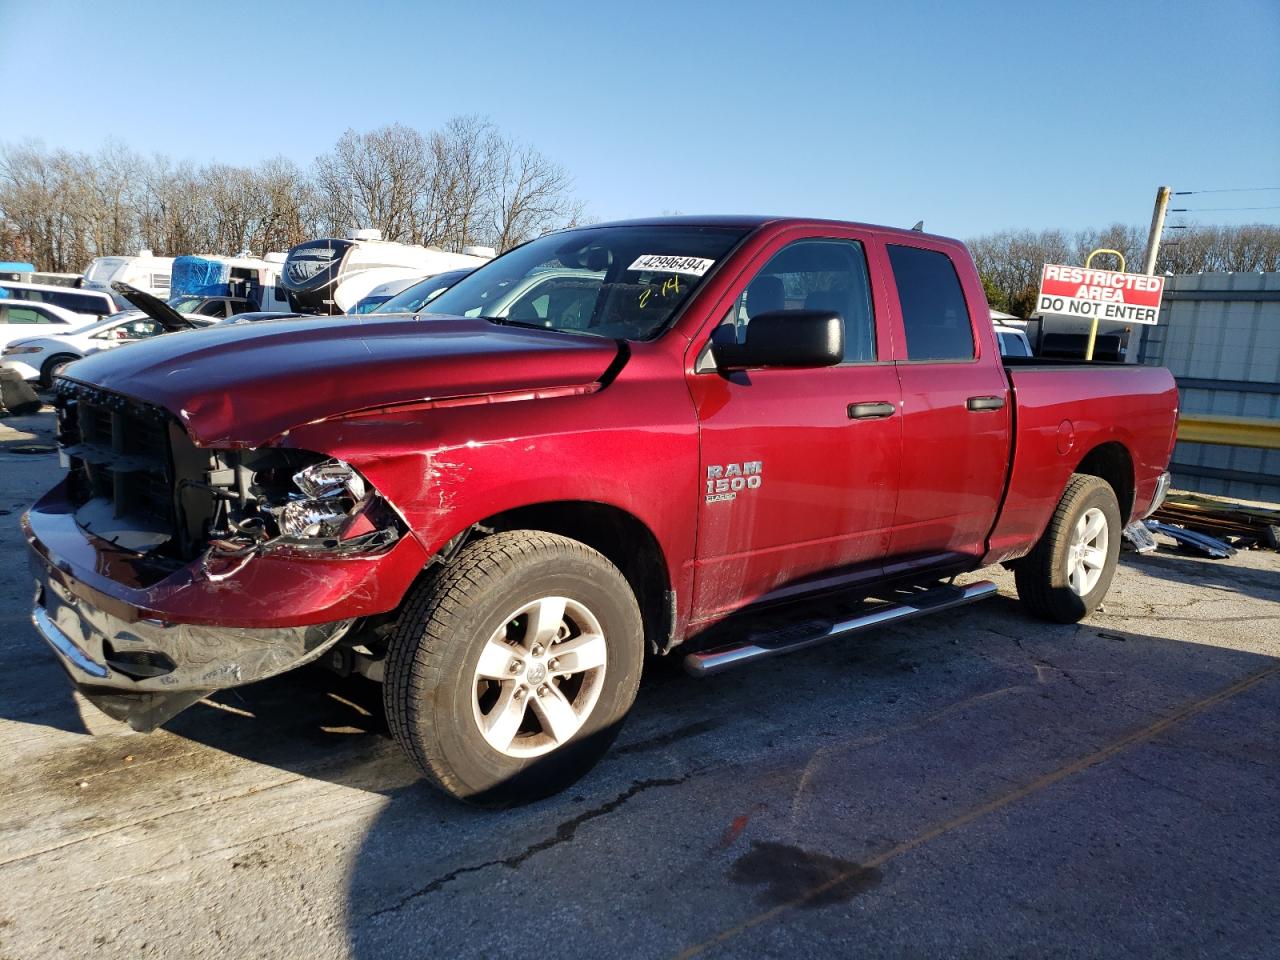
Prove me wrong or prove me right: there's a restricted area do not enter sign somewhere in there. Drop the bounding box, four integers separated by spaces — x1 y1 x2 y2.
1037 264 1165 324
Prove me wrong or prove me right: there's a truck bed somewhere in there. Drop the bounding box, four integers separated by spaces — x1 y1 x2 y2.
983 361 1179 565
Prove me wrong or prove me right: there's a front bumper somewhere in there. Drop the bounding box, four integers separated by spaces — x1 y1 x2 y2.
31 558 353 730
24 479 430 730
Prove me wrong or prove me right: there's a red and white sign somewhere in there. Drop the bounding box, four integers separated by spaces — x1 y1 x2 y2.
1037 264 1165 325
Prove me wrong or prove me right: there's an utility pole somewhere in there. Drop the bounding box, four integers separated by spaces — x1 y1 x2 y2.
1142 185 1172 275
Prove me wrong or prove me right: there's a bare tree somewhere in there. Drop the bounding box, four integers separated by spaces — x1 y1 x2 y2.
486 135 582 251
313 124 432 243
0 141 82 270
0 118 586 269
421 115 497 250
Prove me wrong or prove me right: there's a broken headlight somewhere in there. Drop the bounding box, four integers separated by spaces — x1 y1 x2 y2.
278 459 369 538
194 453 402 580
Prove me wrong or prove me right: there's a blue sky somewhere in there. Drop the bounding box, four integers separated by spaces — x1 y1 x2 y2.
2 0 1277 237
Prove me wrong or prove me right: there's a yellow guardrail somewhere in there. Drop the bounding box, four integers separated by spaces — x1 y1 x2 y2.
1178 413 1280 450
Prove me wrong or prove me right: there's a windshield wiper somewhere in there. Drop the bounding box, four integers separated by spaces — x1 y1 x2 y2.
477 316 609 339
479 316 561 332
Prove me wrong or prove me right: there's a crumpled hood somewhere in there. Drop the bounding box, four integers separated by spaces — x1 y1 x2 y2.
63 314 621 447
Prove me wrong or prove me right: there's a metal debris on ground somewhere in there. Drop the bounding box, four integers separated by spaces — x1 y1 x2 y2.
1152 492 1280 551
1121 521 1159 554
1145 520 1236 559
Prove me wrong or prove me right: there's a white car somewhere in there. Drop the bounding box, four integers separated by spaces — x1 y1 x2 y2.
1 313 174 386
0 300 88 352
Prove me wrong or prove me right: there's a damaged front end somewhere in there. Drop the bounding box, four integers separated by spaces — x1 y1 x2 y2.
24 379 425 730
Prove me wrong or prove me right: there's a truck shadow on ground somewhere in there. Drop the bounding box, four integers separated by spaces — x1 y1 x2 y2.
4 563 1277 958
123 582 1280 957
338 608 1280 958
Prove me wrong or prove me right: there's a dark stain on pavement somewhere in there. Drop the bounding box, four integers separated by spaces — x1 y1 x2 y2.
729 841 882 908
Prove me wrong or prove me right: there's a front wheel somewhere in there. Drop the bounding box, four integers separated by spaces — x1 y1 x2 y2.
40 353 79 388
1014 473 1122 623
384 530 644 806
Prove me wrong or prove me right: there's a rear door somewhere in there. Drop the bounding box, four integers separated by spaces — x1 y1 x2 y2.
687 228 903 622
882 242 1011 574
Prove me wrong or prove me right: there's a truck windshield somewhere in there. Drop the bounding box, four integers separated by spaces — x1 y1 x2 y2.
423 225 749 340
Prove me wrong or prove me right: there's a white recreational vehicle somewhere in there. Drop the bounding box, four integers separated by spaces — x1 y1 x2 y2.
279 229 494 314
170 253 291 311
82 250 175 298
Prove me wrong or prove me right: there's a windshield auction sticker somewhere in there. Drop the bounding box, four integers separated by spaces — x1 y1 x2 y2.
628 255 716 277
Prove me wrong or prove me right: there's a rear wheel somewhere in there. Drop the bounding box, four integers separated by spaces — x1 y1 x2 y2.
1014 473 1122 623
40 353 78 388
384 531 643 806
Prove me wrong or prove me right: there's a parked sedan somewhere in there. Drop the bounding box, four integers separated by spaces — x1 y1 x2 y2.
0 300 88 352
1 312 197 386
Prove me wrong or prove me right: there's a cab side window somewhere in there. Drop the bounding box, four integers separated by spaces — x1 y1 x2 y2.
719 239 876 362
887 245 975 361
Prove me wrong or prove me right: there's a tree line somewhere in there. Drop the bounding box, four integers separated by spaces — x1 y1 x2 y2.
0 116 584 273
970 222 1280 317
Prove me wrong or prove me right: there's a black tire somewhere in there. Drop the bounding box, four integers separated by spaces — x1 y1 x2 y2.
40 353 78 388
384 530 644 806
1014 473 1122 623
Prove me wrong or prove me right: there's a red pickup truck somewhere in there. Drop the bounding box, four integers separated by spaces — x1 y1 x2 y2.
25 216 1178 805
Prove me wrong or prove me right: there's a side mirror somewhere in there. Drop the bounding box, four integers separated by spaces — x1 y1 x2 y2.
713 310 844 370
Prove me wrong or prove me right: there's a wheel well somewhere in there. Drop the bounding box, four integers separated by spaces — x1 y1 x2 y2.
1074 442 1135 519
480 501 675 655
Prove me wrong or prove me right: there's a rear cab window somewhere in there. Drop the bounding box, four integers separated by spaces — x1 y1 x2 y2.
886 245 975 361
998 331 1031 357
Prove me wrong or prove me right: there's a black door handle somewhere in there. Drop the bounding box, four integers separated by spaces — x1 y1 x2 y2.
966 395 1006 411
848 401 896 420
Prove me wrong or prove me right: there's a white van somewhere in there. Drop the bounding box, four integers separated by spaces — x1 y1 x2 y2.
279 229 495 314
82 250 174 298
0 280 121 320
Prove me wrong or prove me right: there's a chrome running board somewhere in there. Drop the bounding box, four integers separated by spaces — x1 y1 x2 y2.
683 580 998 677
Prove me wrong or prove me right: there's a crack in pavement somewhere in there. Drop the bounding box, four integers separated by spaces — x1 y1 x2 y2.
983 626 1093 694
362 775 689 922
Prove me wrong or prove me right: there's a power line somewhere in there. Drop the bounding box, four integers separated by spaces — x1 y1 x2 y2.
1173 187 1280 195
1169 206 1280 213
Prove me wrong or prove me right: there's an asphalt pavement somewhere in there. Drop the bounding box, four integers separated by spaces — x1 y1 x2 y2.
1 407 1278 960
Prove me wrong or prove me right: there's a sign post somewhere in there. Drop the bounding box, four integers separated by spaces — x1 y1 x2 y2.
1036 250 1166 361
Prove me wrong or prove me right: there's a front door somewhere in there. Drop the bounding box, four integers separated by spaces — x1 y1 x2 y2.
687 232 903 623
